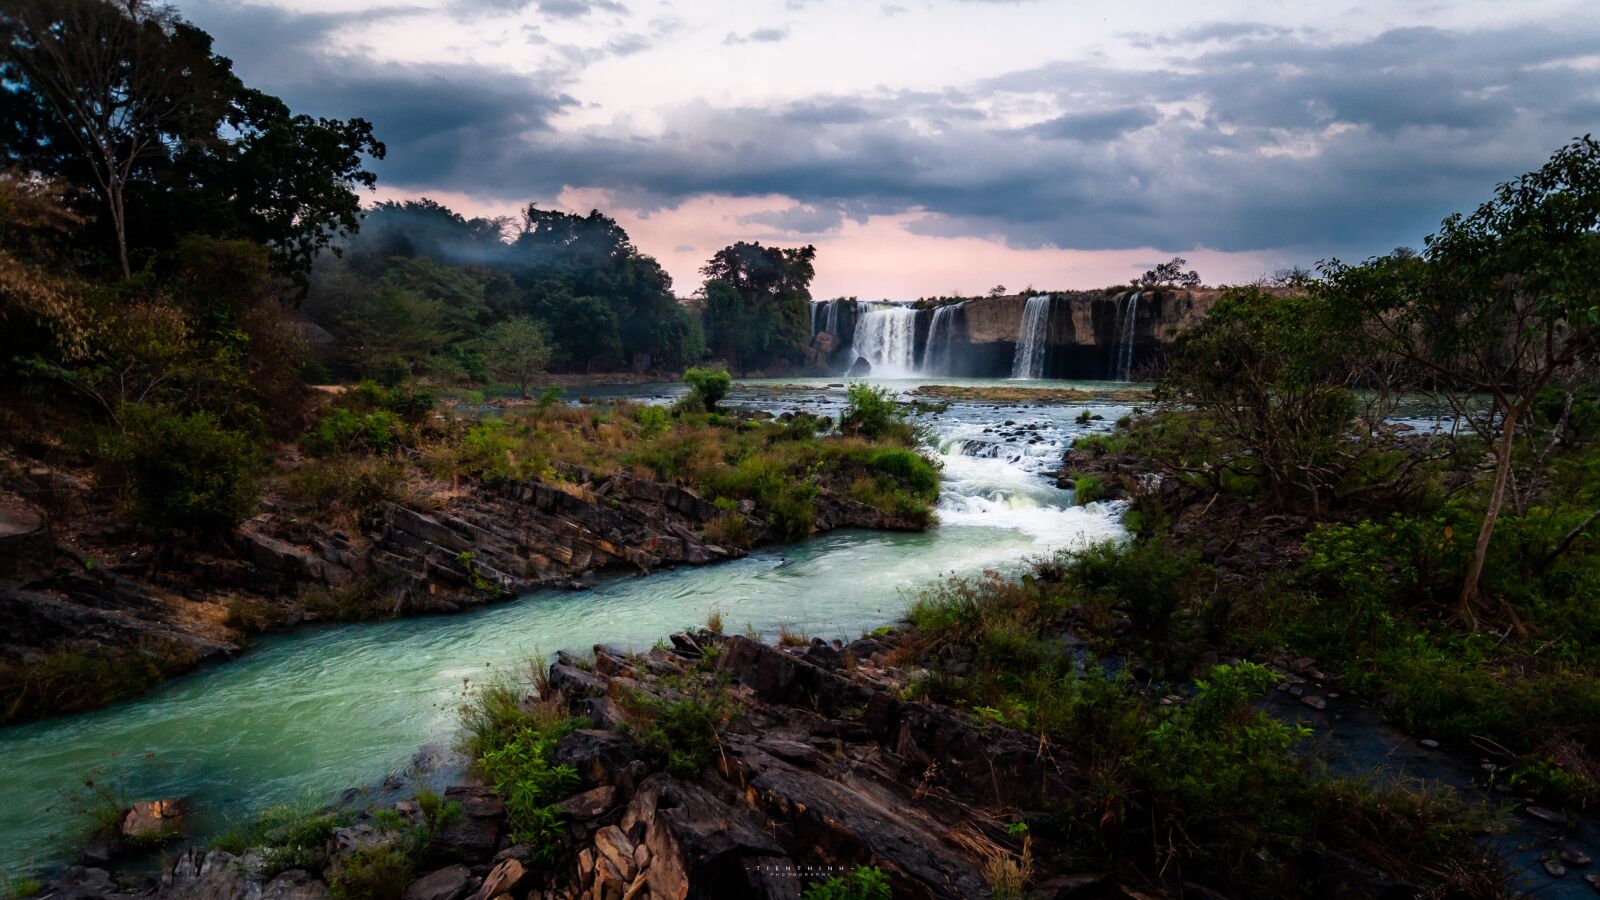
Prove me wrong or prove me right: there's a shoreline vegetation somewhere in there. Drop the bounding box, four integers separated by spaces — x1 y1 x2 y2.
0 376 940 728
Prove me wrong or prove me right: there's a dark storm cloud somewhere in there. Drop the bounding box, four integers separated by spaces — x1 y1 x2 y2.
1024 107 1161 141
182 4 1600 259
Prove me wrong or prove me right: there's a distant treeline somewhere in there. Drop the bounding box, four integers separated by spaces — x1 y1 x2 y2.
302 199 820 382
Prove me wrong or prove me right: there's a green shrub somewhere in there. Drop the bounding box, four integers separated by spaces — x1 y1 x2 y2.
1072 474 1105 504
329 845 412 900
684 366 732 412
300 408 406 457
3 878 44 900
634 403 671 437
465 682 583 862
1066 540 1202 649
625 682 736 778
352 379 439 424
840 383 914 443
119 406 264 532
803 866 892 900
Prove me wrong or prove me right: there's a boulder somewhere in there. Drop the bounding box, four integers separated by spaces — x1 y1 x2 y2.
632 774 795 900
554 729 647 789
434 786 505 863
404 865 473 900
556 785 620 820
122 798 190 844
474 859 526 900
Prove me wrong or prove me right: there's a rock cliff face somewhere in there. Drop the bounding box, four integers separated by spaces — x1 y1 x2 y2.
809 290 1231 379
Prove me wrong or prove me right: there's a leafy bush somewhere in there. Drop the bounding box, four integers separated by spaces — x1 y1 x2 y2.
840 383 915 443
803 866 892 900
462 677 583 862
1066 540 1203 649
119 406 264 531
624 681 736 778
1072 474 1105 504
300 408 406 457
329 845 411 900
683 366 732 411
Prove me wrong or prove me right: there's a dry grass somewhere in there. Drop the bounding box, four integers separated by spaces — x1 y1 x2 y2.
776 624 810 647
705 608 724 635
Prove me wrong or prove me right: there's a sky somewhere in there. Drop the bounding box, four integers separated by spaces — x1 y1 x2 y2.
180 0 1599 299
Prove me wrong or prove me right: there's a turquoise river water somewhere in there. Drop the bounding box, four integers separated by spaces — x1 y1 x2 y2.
0 378 1135 873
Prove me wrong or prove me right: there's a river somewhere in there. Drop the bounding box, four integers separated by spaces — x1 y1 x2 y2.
0 378 1135 873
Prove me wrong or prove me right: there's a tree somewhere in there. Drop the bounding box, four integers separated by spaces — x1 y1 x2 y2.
987 284 1007 298
700 241 816 371
1164 286 1412 517
0 171 92 359
683 366 731 412
1135 258 1202 291
2 0 227 276
1 0 383 281
349 286 453 383
482 316 551 399
1328 136 1600 631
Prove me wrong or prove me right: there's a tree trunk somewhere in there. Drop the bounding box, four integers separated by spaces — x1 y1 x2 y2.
1458 405 1523 633
109 183 130 279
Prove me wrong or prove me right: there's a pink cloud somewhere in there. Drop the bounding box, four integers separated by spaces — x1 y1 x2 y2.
367 186 1301 298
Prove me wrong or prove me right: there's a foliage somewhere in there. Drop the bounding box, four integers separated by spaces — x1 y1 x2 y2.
3 878 43 900
208 801 347 876
1072 474 1105 505
898 554 1503 897
329 845 412 900
802 866 892 900
1324 136 1600 623
462 676 583 861
623 679 736 778
683 366 732 411
1134 257 1201 290
0 641 201 725
118 405 265 532
1163 286 1408 516
700 241 817 371
481 316 551 399
839 382 916 444
300 408 405 457
0 0 382 279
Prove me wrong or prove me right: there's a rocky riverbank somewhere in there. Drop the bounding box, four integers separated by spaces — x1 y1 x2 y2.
0 450 925 727
38 621 1555 900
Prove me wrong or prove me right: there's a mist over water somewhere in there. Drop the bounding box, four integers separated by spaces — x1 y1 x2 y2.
0 379 1131 872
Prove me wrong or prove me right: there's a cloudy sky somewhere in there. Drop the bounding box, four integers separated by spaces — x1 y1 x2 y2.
182 0 1598 298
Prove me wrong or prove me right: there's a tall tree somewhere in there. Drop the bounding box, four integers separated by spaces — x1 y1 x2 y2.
1 0 383 281
1329 135 1600 631
700 241 816 371
1 0 226 276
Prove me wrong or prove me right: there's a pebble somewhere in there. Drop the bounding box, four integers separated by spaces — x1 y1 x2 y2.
1561 849 1592 867
1547 860 1568 877
1526 805 1569 825
1301 695 1327 710
1584 873 1600 891
1420 739 1440 750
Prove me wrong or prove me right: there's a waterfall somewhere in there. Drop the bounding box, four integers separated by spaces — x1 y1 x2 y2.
1010 295 1053 379
1116 291 1140 380
921 304 960 375
853 304 919 376
810 302 823 337
825 299 841 339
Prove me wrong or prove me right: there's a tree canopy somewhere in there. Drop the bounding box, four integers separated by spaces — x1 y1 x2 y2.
0 0 384 281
